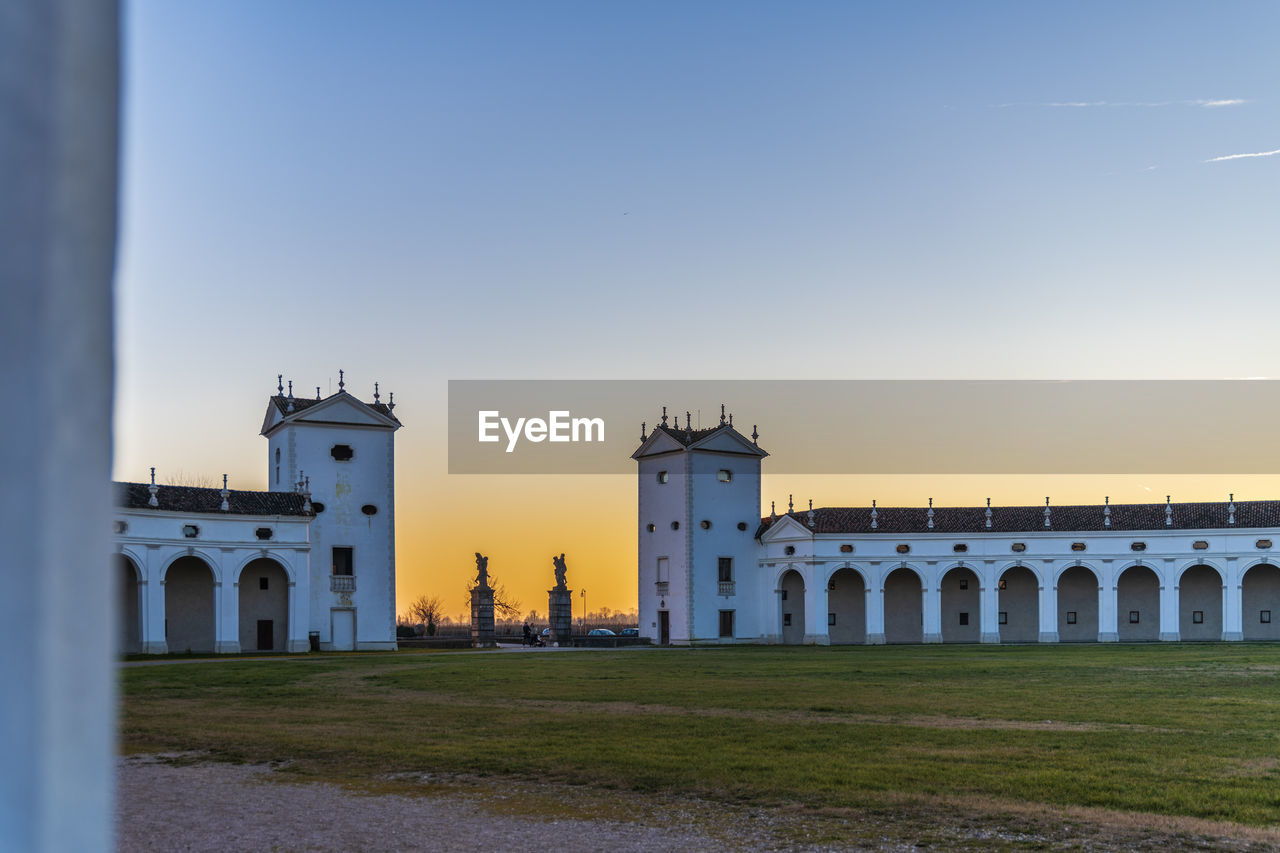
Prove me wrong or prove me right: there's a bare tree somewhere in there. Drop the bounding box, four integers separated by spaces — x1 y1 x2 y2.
462 581 522 621
162 469 220 489
403 594 443 636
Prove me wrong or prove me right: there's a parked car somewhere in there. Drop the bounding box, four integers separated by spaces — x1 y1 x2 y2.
619 627 639 637
587 628 616 636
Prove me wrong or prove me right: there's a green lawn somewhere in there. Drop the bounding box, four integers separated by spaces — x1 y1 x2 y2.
121 644 1280 835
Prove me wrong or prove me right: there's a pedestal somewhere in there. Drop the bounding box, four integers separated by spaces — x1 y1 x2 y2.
548 587 573 647
471 586 496 648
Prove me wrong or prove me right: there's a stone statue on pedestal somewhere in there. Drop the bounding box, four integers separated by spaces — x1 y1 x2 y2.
474 552 490 589
552 552 568 589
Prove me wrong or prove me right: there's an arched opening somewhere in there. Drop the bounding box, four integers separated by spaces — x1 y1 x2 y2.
780 570 805 644
998 566 1039 643
883 567 922 644
239 558 289 652
117 554 141 654
827 568 865 644
1242 563 1280 641
1057 566 1098 643
940 567 979 643
164 556 215 653
1117 565 1159 641
1179 564 1222 641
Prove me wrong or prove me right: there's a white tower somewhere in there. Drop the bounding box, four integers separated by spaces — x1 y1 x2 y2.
633 408 767 644
261 372 402 650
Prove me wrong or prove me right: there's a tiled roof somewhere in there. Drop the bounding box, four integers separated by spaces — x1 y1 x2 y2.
647 422 763 449
113 482 312 517
268 392 401 425
757 500 1280 537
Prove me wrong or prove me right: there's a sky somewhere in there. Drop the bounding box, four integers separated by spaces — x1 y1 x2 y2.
116 1 1280 619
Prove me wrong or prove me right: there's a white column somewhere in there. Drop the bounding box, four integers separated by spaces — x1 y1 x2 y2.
1160 559 1179 641
980 561 1000 643
865 563 885 644
923 562 942 643
1223 556 1243 641
0 2 119 847
1098 560 1118 642
216 550 240 652
805 565 829 644
1039 561 1058 642
145 549 168 654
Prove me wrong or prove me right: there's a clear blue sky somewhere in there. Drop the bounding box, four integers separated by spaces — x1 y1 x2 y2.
117 1 1280 610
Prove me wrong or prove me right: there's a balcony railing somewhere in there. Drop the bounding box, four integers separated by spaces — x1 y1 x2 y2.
718 581 736 596
331 574 356 593
655 581 669 596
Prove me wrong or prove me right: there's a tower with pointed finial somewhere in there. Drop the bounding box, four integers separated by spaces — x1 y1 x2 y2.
633 404 767 645
262 372 403 651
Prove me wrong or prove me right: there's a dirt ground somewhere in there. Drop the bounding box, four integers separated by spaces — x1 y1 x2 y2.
117 754 1280 852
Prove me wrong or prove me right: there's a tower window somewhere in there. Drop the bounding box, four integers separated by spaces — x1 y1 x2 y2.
331 444 354 461
312 502 325 513
738 522 748 531
657 471 668 484
646 523 655 532
700 519 712 529
332 546 354 576
671 521 680 530
717 469 732 483
718 557 733 582
362 504 378 515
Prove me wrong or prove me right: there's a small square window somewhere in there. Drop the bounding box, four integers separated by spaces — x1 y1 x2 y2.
1129 610 1140 624
259 577 269 591
959 612 969 626
1192 610 1204 624
657 471 669 484
828 613 836 626
717 469 732 482
783 613 792 627
959 578 968 590
1262 610 1272 624
998 612 1008 625
1066 611 1077 625
255 527 273 540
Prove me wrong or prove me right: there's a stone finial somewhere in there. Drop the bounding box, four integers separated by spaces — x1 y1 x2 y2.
1166 495 1173 526
277 374 283 395
1104 495 1111 527
640 421 647 442
338 369 345 391
1044 497 1051 528
220 474 230 512
286 380 294 412
685 411 692 441
374 382 380 403
808 499 815 529
720 403 726 426
316 386 321 400
661 406 668 427
729 413 733 427
148 467 159 507
927 497 934 529
388 392 395 412
752 425 758 445
985 497 992 529
302 475 312 513
788 494 794 514
1229 493 1236 525
871 499 878 530
673 413 679 430
771 500 777 521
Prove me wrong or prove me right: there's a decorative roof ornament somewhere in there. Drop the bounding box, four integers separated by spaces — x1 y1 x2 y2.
1229 493 1236 525
661 406 668 427
148 467 159 507
808 499 815 529
752 425 758 446
388 392 395 412
338 369 345 391
720 403 726 426
985 497 992 529
771 500 777 521
374 382 380 404
1166 495 1173 526
220 474 230 512
1104 496 1111 527
673 413 679 430
788 494 794 514
277 374 284 395
286 381 294 412
685 411 692 442
302 475 312 514
871 499 878 530
316 386 321 400
640 421 647 442
729 413 733 427
1044 497 1051 528
927 497 934 529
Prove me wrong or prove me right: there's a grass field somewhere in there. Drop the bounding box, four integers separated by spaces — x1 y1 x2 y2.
121 644 1280 848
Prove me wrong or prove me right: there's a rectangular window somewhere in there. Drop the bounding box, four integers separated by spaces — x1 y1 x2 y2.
781 589 788 601
717 469 732 482
998 611 1008 625
656 557 669 582
259 576 269 590
828 612 836 626
719 610 734 637
958 612 969 626
1262 610 1272 624
717 557 733 583
959 578 968 590
1129 610 1140 624
332 546 353 575
1192 610 1204 624
1066 611 1077 625
783 613 792 627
